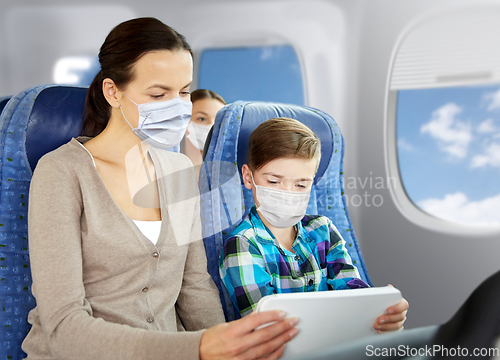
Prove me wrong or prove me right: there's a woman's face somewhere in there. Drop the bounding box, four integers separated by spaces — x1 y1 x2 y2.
119 50 193 127
190 98 225 126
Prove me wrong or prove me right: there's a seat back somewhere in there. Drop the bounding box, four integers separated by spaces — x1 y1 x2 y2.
200 101 372 321
0 84 185 360
0 85 87 360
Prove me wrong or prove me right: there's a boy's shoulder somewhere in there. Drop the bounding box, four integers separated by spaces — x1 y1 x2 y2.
300 214 333 232
225 214 256 242
300 214 344 245
221 216 263 258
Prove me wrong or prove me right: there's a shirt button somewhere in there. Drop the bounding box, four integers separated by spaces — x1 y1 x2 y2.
152 252 159 258
308 279 314 286
294 256 300 261
142 287 149 293
146 316 154 323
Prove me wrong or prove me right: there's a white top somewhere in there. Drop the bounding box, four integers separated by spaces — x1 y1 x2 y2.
131 219 161 245
78 141 161 245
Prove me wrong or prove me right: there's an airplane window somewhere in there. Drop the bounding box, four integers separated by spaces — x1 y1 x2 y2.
397 84 500 225
53 56 100 86
197 45 304 105
387 7 500 231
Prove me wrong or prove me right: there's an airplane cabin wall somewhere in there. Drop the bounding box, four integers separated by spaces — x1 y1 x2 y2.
354 0 500 329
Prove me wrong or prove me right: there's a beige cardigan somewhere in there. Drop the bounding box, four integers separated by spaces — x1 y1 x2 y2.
22 136 225 359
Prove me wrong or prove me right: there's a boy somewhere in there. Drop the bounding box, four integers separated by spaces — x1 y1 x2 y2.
219 117 408 332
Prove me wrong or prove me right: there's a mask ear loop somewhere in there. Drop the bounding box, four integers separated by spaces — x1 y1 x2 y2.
250 171 264 213
120 93 139 130
250 171 256 187
120 106 135 130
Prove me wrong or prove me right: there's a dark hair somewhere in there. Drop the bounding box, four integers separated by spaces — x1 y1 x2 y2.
190 89 226 105
81 17 192 137
247 117 321 171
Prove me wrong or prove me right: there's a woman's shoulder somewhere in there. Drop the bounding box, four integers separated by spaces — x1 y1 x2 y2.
34 137 92 173
30 138 92 200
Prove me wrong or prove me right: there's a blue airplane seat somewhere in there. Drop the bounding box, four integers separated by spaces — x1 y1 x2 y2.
0 85 87 360
0 83 185 360
200 101 373 321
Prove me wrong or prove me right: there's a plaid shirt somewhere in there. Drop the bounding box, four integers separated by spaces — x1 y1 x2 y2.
219 206 369 317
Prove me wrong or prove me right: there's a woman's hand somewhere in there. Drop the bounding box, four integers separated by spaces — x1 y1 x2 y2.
373 285 409 333
199 310 299 360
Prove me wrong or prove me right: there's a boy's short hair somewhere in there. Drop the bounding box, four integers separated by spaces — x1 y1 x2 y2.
247 117 321 171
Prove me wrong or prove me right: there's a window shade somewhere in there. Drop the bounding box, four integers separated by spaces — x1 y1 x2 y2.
390 7 500 90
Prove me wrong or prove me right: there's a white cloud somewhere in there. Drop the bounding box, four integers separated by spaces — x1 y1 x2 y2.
398 138 415 152
420 103 472 159
419 192 500 225
260 47 275 61
471 142 500 168
477 118 497 133
484 88 500 111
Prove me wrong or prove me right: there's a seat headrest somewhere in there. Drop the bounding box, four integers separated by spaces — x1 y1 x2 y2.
234 102 333 181
25 86 88 171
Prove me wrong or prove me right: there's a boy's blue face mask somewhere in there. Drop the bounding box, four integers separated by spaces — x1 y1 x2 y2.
251 172 311 228
120 94 192 149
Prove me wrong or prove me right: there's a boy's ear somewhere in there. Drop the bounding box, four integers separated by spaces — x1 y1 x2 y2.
241 164 253 190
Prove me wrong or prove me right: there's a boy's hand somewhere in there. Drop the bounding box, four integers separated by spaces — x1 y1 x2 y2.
373 284 409 333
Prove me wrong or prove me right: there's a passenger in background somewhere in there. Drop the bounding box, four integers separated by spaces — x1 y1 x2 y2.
181 89 226 179
23 17 297 360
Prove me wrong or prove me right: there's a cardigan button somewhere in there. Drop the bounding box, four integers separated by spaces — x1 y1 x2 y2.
146 316 154 323
152 252 159 258
142 287 149 293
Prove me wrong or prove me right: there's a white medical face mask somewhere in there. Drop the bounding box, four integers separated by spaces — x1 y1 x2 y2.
186 121 212 151
120 94 193 149
251 172 311 228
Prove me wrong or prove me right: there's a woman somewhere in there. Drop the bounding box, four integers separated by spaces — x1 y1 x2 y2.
22 17 297 360
182 89 226 179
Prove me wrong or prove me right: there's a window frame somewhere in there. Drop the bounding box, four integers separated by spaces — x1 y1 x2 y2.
192 33 307 105
384 6 500 235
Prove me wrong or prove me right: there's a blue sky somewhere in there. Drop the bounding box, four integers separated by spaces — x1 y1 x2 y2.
397 84 500 225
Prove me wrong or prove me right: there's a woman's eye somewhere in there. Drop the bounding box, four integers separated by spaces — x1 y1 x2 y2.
268 180 279 185
151 94 165 99
296 184 307 189
180 91 191 97
198 117 206 122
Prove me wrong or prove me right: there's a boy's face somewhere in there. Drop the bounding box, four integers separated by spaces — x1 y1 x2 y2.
242 157 318 208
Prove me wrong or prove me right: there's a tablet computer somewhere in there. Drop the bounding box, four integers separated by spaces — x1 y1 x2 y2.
255 286 402 360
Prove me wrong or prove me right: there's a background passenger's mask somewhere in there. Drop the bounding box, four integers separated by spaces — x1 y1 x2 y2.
186 121 213 151
121 94 192 149
251 172 310 228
